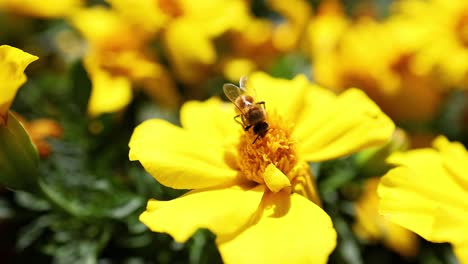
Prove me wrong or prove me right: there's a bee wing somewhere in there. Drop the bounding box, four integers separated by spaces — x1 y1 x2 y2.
238 76 259 101
239 76 248 90
223 83 247 114
223 83 245 103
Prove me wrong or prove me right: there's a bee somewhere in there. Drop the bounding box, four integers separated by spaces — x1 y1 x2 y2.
223 76 269 144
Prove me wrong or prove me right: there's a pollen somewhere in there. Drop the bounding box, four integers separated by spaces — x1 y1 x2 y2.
237 113 298 184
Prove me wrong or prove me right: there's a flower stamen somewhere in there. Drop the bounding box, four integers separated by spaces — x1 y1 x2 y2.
237 113 297 186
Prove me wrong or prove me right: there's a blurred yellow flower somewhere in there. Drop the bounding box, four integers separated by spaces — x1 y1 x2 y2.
309 12 442 122
222 0 311 82
129 72 395 263
395 0 468 89
71 6 179 116
106 0 168 35
0 45 37 126
0 0 83 18
269 0 311 52
162 0 250 84
354 177 419 257
221 19 276 82
378 136 468 263
307 0 349 62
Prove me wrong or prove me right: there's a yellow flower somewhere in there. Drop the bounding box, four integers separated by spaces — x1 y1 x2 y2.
354 177 419 257
106 0 168 35
395 0 468 89
0 0 83 18
0 46 39 190
309 14 442 122
70 6 179 116
222 0 311 82
129 72 395 263
0 45 37 126
221 19 276 82
161 0 250 84
378 136 468 263
269 0 311 52
307 0 349 61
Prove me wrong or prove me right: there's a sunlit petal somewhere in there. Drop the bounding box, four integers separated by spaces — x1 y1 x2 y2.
295 88 395 161
246 72 310 125
379 147 468 244
180 97 241 147
86 65 132 116
140 185 265 243
263 163 291 192
129 119 239 189
0 45 38 125
218 191 336 264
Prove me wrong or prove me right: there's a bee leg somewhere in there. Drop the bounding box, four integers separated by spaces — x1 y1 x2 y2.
234 115 251 131
256 101 266 109
234 114 244 126
252 134 261 144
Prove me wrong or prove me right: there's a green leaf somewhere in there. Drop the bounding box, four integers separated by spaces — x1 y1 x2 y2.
15 191 50 211
17 214 56 250
317 156 359 195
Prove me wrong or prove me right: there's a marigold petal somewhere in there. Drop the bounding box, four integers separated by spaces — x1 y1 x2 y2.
1 0 83 18
246 72 309 124
454 242 468 264
296 88 395 161
0 45 38 124
218 191 336 264
180 97 240 147
129 119 239 189
71 7 144 50
86 66 132 116
433 136 468 188
379 148 468 245
139 185 265 243
164 19 215 83
263 164 290 192
353 178 419 257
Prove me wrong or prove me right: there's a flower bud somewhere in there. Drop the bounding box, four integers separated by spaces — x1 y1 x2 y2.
0 112 39 190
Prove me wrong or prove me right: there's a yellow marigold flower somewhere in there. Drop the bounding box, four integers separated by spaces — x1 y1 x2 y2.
221 19 277 83
129 72 395 263
378 136 468 263
395 0 468 89
106 0 168 35
0 0 83 18
0 45 37 126
309 15 442 122
221 0 311 82
71 6 179 116
354 177 419 257
269 0 311 52
307 0 349 61
0 46 39 190
162 0 250 84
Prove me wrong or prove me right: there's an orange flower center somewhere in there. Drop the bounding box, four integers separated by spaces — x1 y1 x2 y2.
456 10 468 47
237 113 297 184
158 0 183 18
